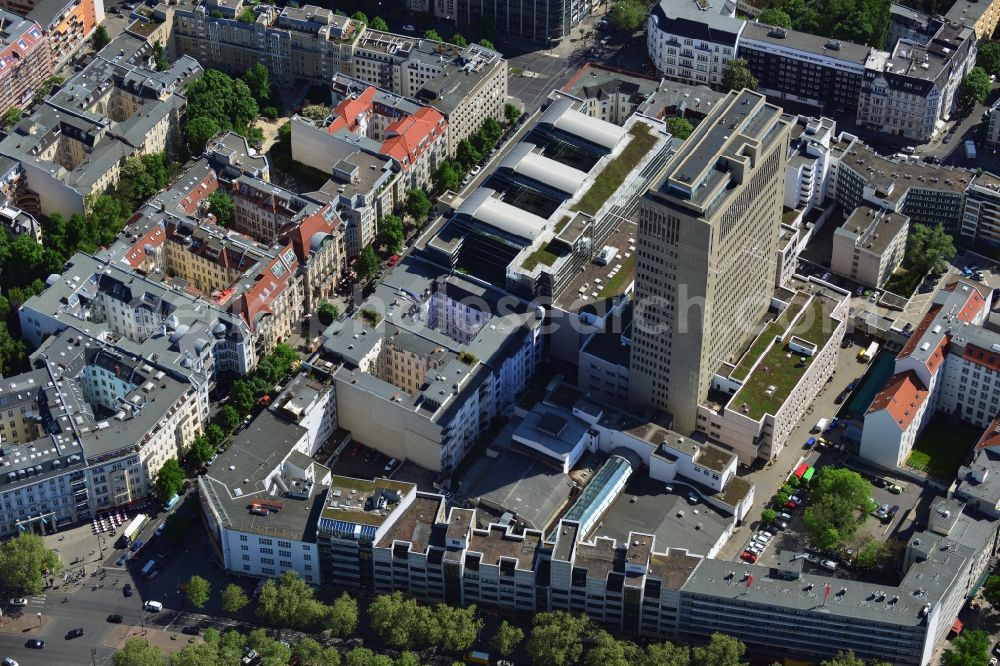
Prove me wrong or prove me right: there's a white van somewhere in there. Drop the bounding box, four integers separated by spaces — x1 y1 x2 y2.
144 600 163 612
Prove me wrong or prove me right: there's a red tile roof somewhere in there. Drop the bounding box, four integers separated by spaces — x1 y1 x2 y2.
175 170 219 216
123 222 166 269
898 304 941 360
280 204 342 263
867 370 928 432
975 416 1000 449
380 106 446 171
327 87 377 135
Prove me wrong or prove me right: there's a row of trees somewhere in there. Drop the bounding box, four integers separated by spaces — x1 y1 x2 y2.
114 629 346 666
431 108 518 195
113 568 906 666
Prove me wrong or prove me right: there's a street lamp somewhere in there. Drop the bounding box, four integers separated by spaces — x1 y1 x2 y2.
36 612 41 627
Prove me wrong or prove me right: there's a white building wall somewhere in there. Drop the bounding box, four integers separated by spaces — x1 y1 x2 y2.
222 528 319 584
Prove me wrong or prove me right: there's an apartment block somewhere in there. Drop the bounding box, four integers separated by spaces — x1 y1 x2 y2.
946 0 1000 39
647 0 743 88
740 23 868 117
293 79 447 194
0 328 203 537
0 0 104 67
858 22 975 141
696 279 849 464
172 2 359 85
828 132 972 234
200 391 338 584
322 259 543 473
961 171 1000 247
0 33 200 216
351 33 506 156
831 206 909 289
860 279 996 469
312 475 996 666
19 252 256 379
557 64 660 125
0 10 51 114
629 89 791 435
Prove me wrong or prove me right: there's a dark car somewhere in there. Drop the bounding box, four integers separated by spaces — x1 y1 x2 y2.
66 628 85 639
123 584 133 597
25 639 44 649
107 614 124 624
182 626 200 636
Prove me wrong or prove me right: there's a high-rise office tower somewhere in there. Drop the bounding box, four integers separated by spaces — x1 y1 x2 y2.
629 89 791 434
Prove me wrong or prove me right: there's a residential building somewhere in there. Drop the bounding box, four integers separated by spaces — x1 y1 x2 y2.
647 0 744 88
277 203 346 312
556 64 659 125
635 78 726 123
988 98 1000 147
200 407 330 584
18 251 256 379
860 279 996 469
696 279 849 464
293 80 447 193
739 22 869 117
783 115 837 213
945 0 1000 39
961 171 1000 247
172 2 360 86
351 34 506 156
955 416 1000 519
316 474 996 666
0 0 104 67
629 89 791 435
0 33 200 216
0 10 52 114
831 205 909 288
828 132 973 234
300 141 400 257
857 21 976 141
888 3 937 46
322 258 543 473
0 328 203 537
221 172 319 245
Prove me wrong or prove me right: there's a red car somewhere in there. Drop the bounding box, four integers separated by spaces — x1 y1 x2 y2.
387 254 401 267
741 550 758 563
786 500 799 509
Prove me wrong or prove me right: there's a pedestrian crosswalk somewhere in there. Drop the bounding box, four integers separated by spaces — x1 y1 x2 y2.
28 594 46 607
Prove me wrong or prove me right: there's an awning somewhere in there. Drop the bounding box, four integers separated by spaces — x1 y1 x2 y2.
952 618 963 634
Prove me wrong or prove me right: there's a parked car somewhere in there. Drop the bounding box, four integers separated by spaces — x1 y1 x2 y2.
805 437 816 449
873 477 887 488
741 550 757 563
387 254 401 267
402 24 415 31
123 584 133 597
3 657 19 666
687 492 699 505
107 614 124 624
144 600 163 612
384 458 399 473
887 483 903 495
182 626 201 636
870 291 880 303
778 512 792 522
820 559 838 571
8 598 26 607
875 503 890 519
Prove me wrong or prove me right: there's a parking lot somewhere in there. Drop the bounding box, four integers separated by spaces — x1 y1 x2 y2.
737 445 929 581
